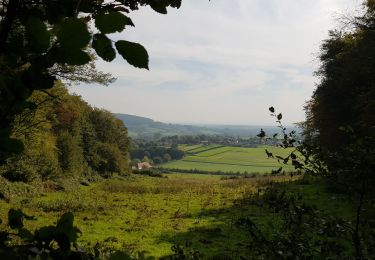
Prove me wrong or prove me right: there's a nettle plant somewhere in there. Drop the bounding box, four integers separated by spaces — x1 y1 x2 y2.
257 107 327 176
261 106 375 192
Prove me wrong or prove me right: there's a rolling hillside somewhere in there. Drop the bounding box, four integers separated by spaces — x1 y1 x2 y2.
115 113 295 139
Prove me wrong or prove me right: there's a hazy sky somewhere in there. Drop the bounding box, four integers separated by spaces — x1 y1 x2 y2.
71 0 361 125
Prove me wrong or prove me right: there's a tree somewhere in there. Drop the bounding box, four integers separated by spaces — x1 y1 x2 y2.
270 2 375 257
131 158 141 167
90 142 126 177
56 130 84 176
0 0 182 162
163 153 172 162
0 82 132 181
152 156 163 165
142 155 152 164
304 0 375 158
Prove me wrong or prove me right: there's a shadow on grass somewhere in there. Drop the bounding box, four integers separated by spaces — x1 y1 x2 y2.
154 195 273 259
155 179 357 259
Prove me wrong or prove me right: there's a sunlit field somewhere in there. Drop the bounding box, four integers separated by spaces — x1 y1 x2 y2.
162 145 295 173
0 174 290 257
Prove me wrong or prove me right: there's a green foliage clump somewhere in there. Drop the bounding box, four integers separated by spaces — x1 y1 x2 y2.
130 140 185 166
0 84 130 183
0 0 182 162
302 0 375 187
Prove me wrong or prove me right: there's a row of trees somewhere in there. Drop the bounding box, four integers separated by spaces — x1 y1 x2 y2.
158 134 279 147
130 140 184 165
1 83 130 182
302 0 375 193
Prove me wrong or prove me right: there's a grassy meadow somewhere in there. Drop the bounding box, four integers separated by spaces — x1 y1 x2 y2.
0 145 355 258
162 145 295 173
0 174 289 258
0 173 355 258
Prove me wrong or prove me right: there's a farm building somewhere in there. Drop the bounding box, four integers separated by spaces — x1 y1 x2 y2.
137 162 152 170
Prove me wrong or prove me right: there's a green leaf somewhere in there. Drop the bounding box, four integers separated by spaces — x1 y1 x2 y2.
95 12 134 34
148 0 168 14
25 17 50 53
115 40 149 69
170 0 182 8
92 34 116 62
57 17 90 49
54 47 91 65
269 106 275 113
277 113 282 120
257 129 266 138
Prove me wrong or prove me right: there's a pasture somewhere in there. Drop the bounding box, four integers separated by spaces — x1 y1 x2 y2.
0 174 288 258
163 145 295 173
0 174 354 258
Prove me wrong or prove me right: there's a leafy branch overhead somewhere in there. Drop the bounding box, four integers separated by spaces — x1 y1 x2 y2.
0 0 182 161
16 2 180 68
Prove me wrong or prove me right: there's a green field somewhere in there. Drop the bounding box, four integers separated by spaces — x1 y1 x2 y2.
0 175 282 258
164 145 295 173
178 144 204 152
0 174 355 258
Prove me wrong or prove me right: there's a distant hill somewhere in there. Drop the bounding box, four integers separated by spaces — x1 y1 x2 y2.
114 113 298 139
114 114 220 138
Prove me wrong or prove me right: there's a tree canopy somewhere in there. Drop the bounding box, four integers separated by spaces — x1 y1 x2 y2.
0 0 182 162
303 0 375 162
0 83 131 182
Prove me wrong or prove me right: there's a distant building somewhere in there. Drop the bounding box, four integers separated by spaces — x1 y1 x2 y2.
137 162 152 170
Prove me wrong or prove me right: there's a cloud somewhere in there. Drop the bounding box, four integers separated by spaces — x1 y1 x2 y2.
72 0 361 125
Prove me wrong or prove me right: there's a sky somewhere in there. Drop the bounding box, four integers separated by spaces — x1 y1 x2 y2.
71 0 361 125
